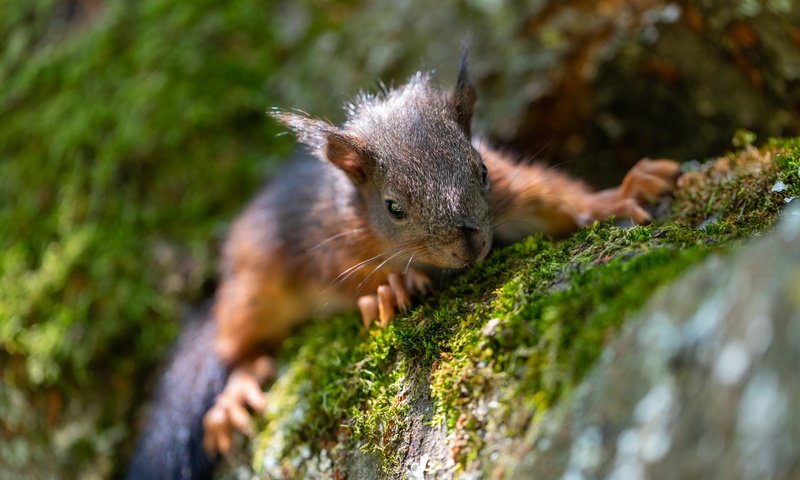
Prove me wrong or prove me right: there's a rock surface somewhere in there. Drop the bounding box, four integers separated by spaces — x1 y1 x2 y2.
505 205 800 479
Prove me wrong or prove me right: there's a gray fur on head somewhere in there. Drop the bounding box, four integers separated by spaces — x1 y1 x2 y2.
271 61 492 269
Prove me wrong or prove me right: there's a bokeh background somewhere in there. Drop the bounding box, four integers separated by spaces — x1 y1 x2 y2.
1 0 798 477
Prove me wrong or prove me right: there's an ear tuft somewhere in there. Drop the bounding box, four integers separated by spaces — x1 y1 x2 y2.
451 48 477 138
269 110 330 153
270 110 372 183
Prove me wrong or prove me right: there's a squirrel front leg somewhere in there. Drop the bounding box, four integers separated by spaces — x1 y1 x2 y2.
202 267 288 456
203 209 311 455
480 144 679 243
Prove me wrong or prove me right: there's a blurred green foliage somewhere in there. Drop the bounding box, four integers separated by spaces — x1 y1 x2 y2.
0 0 293 474
0 0 286 387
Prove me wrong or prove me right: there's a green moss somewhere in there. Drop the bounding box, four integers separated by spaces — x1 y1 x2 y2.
425 228 717 466
253 313 412 475
771 137 800 199
250 225 721 474
671 137 798 232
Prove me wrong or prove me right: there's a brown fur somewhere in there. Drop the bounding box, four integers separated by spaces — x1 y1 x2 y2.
214 169 397 363
481 144 591 240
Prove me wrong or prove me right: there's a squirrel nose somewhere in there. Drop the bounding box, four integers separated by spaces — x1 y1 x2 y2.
459 222 486 262
460 223 480 235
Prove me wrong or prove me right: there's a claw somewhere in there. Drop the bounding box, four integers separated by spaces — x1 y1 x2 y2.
619 198 652 224
250 355 276 383
388 273 411 311
227 399 254 436
202 355 274 456
627 158 679 196
405 267 433 296
619 167 674 203
377 285 396 328
591 158 679 225
633 158 682 178
360 267 434 330
203 403 228 454
358 294 379 329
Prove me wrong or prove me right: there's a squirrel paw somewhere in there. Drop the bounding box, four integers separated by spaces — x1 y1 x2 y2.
203 355 275 455
357 268 432 329
618 158 681 203
589 158 680 225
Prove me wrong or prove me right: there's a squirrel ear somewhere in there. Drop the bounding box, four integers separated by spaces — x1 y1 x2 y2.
271 110 372 183
324 131 371 183
450 51 477 138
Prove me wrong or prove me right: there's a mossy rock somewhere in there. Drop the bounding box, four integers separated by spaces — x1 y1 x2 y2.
223 138 800 478
505 193 800 480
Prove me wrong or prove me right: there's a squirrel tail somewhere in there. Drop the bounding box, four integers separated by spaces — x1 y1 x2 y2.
127 309 226 480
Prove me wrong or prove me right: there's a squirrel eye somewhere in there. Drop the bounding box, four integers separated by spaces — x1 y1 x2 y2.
481 164 488 185
385 199 407 220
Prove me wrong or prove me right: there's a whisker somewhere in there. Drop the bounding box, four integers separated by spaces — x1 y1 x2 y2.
484 140 555 199
306 228 365 252
527 137 555 163
403 254 415 276
326 240 426 296
501 163 567 195
353 238 430 289
490 187 567 222
351 239 431 295
490 195 579 227
491 218 545 230
323 251 389 294
501 163 527 194
356 249 408 290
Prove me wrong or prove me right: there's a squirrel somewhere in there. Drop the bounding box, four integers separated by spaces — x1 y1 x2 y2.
127 55 679 479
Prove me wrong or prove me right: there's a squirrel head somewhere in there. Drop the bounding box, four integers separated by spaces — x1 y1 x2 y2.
273 58 492 269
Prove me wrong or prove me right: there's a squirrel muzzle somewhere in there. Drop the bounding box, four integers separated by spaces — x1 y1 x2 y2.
442 222 492 267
